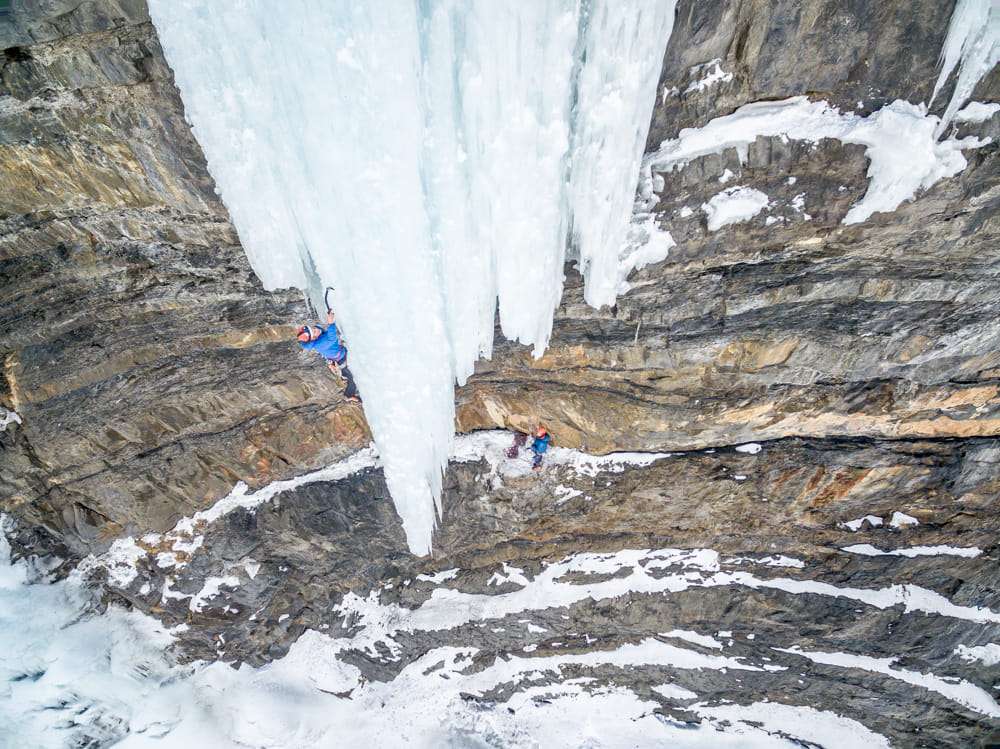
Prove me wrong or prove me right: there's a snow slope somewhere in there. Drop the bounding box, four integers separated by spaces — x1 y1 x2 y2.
147 0 676 555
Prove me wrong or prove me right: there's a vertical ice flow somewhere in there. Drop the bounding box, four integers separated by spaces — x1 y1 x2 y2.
570 2 677 308
148 1 675 554
933 0 1000 135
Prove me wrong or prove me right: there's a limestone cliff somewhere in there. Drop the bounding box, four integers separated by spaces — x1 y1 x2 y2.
0 1 370 550
1 1 999 746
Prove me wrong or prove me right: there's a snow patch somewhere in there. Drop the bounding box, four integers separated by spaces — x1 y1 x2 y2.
416 568 459 585
646 97 988 225
652 682 699 701
0 408 22 431
790 193 812 220
955 643 1000 666
242 560 261 579
727 554 806 569
695 701 891 749
685 59 734 94
776 646 1000 718
661 629 724 650
488 563 530 588
616 216 675 293
735 442 763 455
554 485 585 505
954 100 1000 123
889 511 919 528
90 538 147 588
701 186 770 231
189 575 240 613
842 544 982 558
842 515 883 532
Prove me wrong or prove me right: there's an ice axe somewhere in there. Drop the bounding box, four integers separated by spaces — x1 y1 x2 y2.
325 286 334 314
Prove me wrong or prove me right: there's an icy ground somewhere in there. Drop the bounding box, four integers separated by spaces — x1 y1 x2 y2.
147 0 677 555
5 436 999 747
1 532 896 748
3 534 997 746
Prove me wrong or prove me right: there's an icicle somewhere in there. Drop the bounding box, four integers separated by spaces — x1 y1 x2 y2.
569 0 676 309
932 0 1000 136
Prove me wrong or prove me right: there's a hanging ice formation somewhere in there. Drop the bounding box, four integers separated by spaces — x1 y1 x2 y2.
148 1 676 554
933 0 1000 135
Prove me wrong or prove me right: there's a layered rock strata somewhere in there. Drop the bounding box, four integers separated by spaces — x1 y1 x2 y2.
0 1 368 553
1 1 999 745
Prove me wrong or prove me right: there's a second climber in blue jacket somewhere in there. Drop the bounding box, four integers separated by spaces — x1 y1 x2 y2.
297 311 361 402
530 425 551 470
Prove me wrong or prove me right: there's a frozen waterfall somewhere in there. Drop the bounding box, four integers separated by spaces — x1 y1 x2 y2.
933 0 1000 135
148 1 676 554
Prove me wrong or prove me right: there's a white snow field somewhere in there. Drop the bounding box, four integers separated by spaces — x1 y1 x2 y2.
5 434 999 747
147 0 677 555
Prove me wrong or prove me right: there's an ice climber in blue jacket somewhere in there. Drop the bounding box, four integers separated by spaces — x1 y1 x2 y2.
529 426 551 470
506 425 552 470
297 311 361 402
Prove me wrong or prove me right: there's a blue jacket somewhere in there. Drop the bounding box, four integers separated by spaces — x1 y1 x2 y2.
531 433 551 454
300 324 346 363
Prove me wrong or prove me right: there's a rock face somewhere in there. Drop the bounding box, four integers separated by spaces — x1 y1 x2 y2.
649 0 967 141
0 1 369 552
1 1 999 746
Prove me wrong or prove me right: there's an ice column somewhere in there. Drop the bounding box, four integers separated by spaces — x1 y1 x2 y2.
148 0 675 554
933 0 1000 135
569 1 678 308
